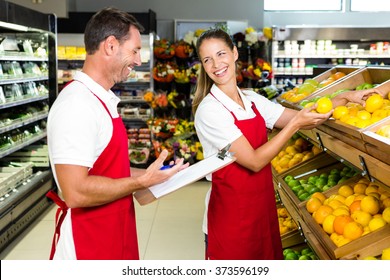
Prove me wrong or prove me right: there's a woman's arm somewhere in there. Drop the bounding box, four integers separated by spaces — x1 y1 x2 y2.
230 106 331 172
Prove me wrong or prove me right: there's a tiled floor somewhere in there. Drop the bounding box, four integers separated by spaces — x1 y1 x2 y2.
0 181 210 260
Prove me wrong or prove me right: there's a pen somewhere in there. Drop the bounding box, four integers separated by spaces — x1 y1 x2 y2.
160 164 175 170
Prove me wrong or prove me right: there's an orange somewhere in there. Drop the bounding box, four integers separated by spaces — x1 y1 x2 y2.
316 97 333 114
306 197 323 214
333 215 354 235
360 195 380 215
365 94 384 113
349 200 361 214
338 185 354 197
348 106 359 117
343 221 364 240
313 205 334 225
332 71 346 80
332 106 349 120
353 183 367 194
312 145 322 155
323 214 336 234
311 192 327 204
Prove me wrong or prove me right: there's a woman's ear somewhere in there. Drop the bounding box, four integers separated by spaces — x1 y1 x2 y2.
233 45 239 62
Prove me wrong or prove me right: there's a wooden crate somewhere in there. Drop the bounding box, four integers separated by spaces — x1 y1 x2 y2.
276 66 362 109
276 202 305 249
275 152 341 215
361 118 390 165
299 175 390 259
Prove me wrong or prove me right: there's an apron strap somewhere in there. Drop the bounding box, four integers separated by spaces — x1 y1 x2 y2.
46 190 69 260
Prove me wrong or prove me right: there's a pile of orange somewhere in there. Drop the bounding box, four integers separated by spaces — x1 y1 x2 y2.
332 92 390 129
306 177 390 247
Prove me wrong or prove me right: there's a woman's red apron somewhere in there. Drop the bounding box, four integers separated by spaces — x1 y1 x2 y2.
47 86 139 260
207 94 283 260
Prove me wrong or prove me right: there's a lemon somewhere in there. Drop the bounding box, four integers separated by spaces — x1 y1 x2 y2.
382 247 390 260
316 97 333 114
382 207 390 223
333 106 349 120
351 210 372 227
323 214 336 234
360 195 380 215
365 94 384 113
368 217 387 232
363 256 377 260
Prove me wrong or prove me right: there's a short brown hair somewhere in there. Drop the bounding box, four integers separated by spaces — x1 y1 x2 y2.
84 7 144 54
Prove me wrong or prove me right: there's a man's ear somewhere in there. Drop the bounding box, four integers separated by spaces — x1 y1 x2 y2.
103 35 117 54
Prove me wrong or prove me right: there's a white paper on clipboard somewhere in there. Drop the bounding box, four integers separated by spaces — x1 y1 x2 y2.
134 151 235 205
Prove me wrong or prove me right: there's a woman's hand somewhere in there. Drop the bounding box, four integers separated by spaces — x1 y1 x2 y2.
332 88 385 107
290 104 333 130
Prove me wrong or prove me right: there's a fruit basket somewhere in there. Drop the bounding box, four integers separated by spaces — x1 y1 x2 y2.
299 175 390 259
361 117 390 165
276 66 361 110
315 68 390 151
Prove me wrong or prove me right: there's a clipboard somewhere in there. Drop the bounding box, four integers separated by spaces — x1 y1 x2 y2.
134 144 236 205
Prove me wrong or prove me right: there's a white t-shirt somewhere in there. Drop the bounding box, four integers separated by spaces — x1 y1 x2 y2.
47 71 121 259
194 84 285 234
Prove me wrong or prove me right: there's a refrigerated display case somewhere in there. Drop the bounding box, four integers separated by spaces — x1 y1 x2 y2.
0 0 56 253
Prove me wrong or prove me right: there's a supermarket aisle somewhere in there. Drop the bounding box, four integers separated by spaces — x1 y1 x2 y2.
0 181 210 260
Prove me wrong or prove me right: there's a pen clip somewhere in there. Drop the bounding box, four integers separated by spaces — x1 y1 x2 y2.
217 143 232 160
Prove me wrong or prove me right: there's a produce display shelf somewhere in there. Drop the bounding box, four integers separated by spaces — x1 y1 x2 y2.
298 175 390 259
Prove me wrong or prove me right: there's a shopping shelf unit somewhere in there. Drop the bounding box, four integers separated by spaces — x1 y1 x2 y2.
271 26 390 88
0 0 57 253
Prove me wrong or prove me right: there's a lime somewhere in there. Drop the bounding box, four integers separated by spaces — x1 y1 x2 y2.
283 248 295 256
299 255 311 260
308 186 321 195
292 185 304 194
301 248 312 255
284 175 294 183
299 192 310 201
285 252 299 260
288 179 300 188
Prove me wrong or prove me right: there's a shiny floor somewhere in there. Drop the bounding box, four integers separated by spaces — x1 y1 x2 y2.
0 181 210 260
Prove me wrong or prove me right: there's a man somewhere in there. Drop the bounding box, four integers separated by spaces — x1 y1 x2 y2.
47 7 186 260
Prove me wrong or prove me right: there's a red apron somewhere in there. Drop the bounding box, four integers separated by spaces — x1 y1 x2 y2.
47 85 139 260
207 94 283 260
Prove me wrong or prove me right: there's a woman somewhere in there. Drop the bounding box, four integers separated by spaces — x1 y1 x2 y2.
193 29 375 260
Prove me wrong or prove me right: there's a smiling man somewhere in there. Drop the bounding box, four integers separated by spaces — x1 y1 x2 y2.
47 7 186 260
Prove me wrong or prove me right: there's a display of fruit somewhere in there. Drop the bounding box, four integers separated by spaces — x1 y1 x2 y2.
283 247 319 260
284 165 359 201
331 88 390 129
279 71 346 103
277 206 298 235
305 177 390 248
271 134 318 174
